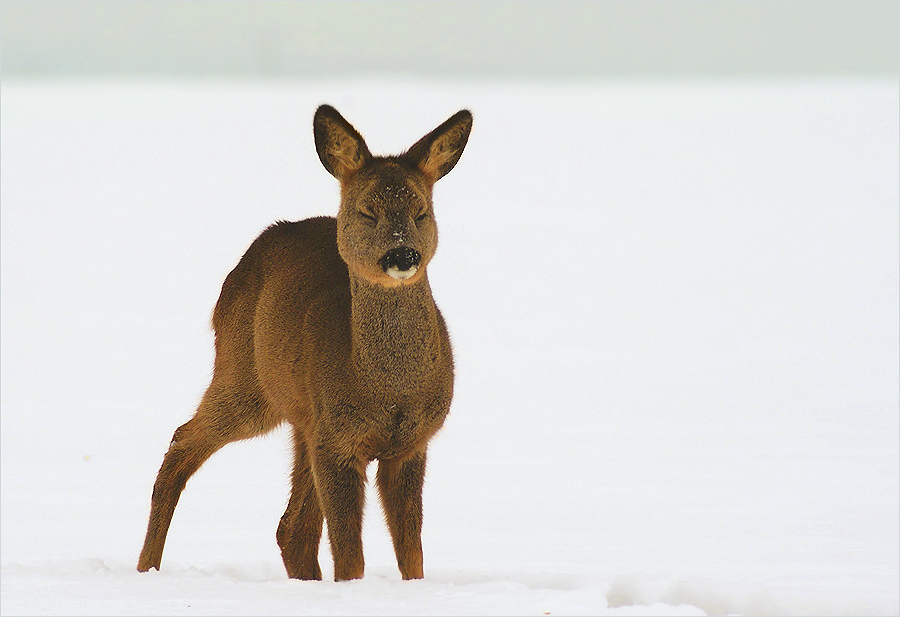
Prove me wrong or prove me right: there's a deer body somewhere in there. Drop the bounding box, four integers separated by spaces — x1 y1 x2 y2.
137 105 472 581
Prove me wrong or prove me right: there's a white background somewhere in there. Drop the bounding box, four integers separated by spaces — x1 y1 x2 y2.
1 2 898 615
1 76 897 616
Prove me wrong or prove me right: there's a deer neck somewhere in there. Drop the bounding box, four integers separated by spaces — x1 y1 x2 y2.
349 274 442 395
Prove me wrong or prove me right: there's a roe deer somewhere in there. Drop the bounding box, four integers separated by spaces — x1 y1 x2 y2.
137 105 472 581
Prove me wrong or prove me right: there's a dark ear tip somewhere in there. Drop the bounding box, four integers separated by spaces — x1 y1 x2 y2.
455 109 473 125
450 110 473 138
314 104 340 122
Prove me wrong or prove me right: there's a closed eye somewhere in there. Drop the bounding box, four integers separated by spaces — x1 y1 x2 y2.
359 210 377 223
415 212 428 222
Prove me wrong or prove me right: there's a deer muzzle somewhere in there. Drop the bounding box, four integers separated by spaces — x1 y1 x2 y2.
379 247 421 280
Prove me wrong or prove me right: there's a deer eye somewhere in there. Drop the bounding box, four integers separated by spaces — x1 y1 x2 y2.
358 209 377 223
415 211 428 223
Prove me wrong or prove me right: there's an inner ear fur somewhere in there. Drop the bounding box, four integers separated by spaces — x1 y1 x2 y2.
314 105 372 180
403 110 473 182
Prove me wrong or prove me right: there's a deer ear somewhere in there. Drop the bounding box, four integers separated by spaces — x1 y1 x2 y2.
403 110 472 182
313 105 372 180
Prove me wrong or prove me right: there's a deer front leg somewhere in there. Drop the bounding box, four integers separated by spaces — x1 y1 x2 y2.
312 446 367 581
376 450 426 580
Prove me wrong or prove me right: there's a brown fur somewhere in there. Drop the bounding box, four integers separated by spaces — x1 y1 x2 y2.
137 105 472 581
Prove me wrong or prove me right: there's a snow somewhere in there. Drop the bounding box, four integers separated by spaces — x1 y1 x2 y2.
1 77 897 616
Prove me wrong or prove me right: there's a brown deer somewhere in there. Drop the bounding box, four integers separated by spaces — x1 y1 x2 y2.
137 105 472 581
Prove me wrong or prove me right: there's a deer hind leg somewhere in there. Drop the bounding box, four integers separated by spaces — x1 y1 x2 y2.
276 432 324 580
137 383 276 573
376 451 426 580
311 447 367 581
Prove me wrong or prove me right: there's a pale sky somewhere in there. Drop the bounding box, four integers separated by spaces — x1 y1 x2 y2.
1 1 898 78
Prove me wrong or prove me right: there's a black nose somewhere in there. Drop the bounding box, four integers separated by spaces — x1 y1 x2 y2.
379 247 421 273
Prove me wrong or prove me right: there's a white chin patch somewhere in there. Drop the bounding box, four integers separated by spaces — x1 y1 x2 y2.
386 265 417 280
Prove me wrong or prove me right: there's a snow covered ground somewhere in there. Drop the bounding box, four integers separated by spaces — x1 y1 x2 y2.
1 77 897 616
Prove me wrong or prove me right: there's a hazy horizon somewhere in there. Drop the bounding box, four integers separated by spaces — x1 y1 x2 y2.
2 1 897 79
